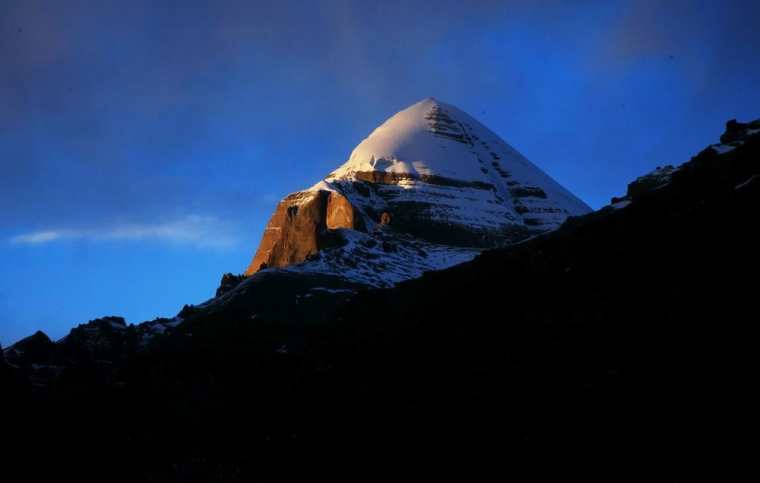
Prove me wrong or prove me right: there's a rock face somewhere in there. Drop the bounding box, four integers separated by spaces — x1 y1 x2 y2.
720 119 760 145
245 98 591 278
216 273 247 297
245 190 363 275
56 316 131 362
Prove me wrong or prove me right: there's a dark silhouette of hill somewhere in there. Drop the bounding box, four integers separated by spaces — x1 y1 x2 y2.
2 119 758 481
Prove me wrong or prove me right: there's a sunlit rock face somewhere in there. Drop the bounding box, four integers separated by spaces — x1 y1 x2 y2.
245 98 591 282
245 190 362 275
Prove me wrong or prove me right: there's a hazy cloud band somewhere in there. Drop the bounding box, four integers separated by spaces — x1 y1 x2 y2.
10 215 238 248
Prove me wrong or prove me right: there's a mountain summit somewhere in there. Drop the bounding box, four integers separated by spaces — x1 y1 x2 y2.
245 98 591 284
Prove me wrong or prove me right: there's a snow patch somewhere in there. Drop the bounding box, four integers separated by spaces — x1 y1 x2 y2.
735 175 759 191
711 144 736 155
610 200 631 210
283 229 480 288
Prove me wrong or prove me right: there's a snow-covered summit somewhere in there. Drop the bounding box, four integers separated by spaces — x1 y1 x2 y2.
325 97 590 217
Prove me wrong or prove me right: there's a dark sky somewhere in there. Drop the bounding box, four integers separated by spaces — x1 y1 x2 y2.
2 0 759 344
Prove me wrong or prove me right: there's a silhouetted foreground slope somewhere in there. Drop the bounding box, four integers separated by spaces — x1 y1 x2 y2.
2 120 758 480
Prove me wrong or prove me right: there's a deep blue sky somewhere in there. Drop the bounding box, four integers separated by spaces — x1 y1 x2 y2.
2 0 759 345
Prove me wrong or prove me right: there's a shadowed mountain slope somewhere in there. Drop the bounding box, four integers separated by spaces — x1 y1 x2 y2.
2 119 757 481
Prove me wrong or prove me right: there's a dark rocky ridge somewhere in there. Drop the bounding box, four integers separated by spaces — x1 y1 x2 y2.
2 119 757 480
215 273 247 297
2 330 55 367
720 118 760 144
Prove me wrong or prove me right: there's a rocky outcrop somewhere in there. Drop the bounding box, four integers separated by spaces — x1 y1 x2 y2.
245 190 364 275
56 316 132 362
3 330 55 367
720 119 760 145
326 190 362 230
624 165 678 202
216 273 247 297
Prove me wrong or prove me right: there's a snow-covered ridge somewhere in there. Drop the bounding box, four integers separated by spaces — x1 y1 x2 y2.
281 228 480 288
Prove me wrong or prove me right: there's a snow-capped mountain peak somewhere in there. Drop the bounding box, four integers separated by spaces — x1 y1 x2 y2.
245 98 592 283
328 97 589 215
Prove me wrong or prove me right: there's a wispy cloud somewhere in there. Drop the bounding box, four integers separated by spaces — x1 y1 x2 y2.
9 215 239 249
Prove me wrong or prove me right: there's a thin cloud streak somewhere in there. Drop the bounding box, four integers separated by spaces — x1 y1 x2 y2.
10 215 238 249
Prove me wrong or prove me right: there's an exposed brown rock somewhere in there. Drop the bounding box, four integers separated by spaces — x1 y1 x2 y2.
352 171 494 190
245 190 364 275
326 191 358 229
